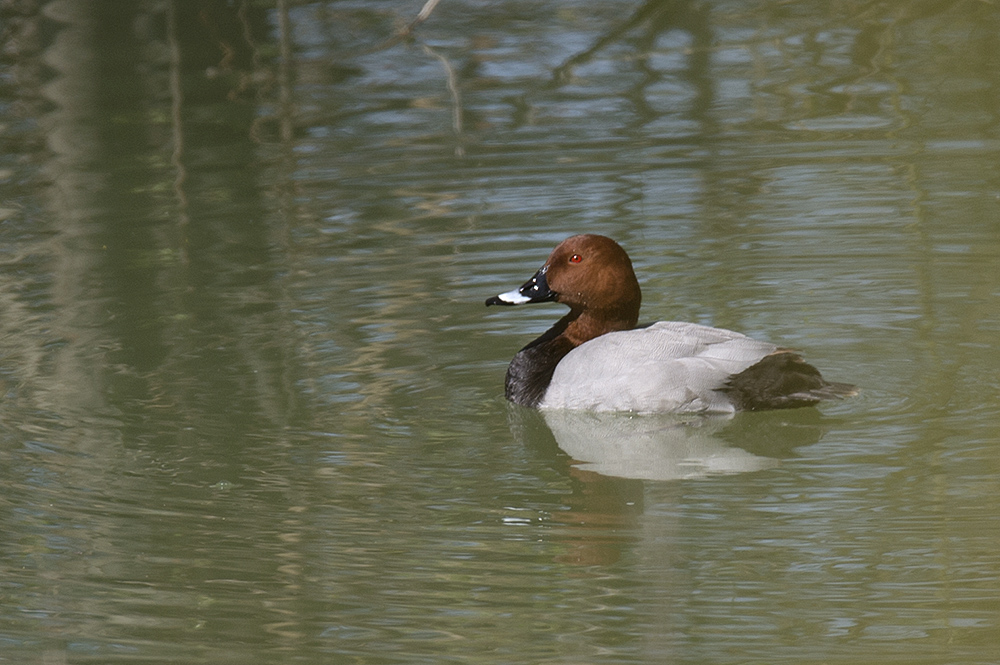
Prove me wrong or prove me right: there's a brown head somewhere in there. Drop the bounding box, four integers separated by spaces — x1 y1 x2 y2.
486 234 642 344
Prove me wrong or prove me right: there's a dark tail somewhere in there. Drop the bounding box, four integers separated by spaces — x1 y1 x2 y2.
720 351 857 411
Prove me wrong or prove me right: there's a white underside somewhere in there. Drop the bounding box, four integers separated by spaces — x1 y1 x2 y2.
538 321 778 414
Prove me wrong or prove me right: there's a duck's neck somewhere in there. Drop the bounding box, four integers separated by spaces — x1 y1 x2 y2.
504 309 636 407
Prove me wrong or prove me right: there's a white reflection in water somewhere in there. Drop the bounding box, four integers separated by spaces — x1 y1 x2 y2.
542 410 779 481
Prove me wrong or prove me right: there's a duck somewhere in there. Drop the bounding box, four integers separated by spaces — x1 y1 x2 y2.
485 234 856 413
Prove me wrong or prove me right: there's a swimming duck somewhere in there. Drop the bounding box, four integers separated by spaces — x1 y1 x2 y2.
486 234 856 413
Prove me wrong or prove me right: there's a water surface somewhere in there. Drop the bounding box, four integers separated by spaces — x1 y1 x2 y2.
1 1 999 663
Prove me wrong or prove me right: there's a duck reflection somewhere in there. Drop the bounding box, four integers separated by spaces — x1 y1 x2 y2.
515 405 830 482
543 411 779 481
508 407 829 564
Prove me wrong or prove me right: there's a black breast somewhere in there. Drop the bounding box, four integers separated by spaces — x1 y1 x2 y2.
504 328 576 408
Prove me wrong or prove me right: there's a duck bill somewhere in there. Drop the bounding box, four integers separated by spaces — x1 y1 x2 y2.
485 266 558 306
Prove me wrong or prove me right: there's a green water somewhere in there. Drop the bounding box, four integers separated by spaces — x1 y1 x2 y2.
1 1 999 663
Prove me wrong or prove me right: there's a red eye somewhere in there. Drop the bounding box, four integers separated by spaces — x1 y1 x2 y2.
569 254 583 264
